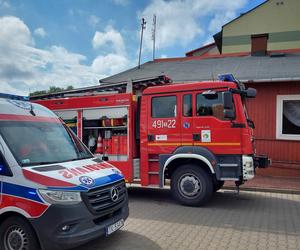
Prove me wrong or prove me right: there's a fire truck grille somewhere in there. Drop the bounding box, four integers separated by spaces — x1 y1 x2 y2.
82 180 127 214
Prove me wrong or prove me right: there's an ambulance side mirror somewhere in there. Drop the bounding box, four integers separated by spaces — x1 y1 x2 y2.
0 153 13 177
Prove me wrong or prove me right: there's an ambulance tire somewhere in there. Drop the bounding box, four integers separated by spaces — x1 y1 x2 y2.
171 164 213 206
0 216 40 250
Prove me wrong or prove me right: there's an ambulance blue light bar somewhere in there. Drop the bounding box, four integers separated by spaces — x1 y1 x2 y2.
218 74 237 83
0 93 29 101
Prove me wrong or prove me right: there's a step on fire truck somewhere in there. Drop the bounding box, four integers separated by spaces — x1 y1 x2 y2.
33 74 270 206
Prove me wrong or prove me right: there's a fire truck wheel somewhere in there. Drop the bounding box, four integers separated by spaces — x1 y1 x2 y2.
213 181 225 192
171 165 213 206
0 216 40 250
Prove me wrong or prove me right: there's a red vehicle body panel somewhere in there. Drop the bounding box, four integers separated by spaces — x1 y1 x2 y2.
35 81 254 187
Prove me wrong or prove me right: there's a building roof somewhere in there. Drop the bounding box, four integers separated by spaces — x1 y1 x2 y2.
31 51 300 100
100 51 300 85
185 42 217 57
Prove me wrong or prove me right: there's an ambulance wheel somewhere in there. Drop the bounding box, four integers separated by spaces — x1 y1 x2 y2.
171 164 213 206
0 216 40 250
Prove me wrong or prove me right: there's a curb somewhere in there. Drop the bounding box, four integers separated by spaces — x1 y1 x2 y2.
128 183 300 195
222 186 300 195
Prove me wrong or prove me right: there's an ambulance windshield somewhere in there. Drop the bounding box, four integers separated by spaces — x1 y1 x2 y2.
0 120 93 167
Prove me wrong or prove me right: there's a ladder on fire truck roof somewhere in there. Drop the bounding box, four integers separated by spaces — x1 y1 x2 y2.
30 75 172 101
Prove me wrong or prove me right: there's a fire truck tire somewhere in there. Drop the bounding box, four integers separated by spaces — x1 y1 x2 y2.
171 164 213 206
213 181 224 192
0 216 40 250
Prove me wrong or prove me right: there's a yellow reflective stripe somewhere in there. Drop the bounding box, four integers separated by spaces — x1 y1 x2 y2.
148 142 191 146
148 142 240 146
195 142 241 146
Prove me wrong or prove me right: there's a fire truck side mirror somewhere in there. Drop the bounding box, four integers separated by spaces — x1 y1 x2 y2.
223 91 233 110
246 88 257 98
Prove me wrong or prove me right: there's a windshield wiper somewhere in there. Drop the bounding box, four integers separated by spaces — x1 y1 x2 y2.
29 103 36 116
22 160 59 167
69 156 93 161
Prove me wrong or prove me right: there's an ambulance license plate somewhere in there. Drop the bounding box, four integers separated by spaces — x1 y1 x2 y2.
106 219 124 236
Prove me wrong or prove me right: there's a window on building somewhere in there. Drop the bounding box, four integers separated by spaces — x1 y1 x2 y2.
152 96 177 118
183 94 192 117
251 33 268 56
276 95 300 140
196 92 225 120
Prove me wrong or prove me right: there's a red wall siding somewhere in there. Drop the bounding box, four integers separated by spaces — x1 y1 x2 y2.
245 82 300 165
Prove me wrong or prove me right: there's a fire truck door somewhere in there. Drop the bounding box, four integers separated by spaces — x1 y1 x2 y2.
192 91 241 154
181 93 194 146
147 94 181 154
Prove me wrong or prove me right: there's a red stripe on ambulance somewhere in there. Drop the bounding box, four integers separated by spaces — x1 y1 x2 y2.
0 194 49 217
23 169 76 187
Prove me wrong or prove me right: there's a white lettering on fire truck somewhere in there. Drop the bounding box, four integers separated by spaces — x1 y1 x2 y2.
155 135 168 141
152 119 176 129
58 163 112 179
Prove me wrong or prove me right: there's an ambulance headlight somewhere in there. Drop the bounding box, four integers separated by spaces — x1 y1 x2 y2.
38 190 82 204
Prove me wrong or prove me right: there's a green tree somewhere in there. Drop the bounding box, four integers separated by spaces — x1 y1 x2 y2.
30 85 74 96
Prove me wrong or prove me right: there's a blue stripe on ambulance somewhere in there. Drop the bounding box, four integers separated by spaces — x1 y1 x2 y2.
48 174 124 191
2 182 44 203
92 173 123 188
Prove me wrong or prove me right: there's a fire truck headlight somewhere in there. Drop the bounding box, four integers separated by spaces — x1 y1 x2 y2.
38 190 82 204
242 155 255 180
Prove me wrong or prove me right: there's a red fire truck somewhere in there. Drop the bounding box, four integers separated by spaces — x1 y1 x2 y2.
33 74 269 206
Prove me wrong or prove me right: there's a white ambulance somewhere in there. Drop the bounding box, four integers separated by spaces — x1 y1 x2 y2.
0 93 129 250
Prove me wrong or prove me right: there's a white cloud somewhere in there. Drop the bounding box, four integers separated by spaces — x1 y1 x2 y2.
92 26 126 55
91 26 133 76
0 16 33 45
0 16 132 95
92 54 130 76
88 15 100 26
34 27 47 38
0 0 10 9
208 11 236 34
139 0 247 50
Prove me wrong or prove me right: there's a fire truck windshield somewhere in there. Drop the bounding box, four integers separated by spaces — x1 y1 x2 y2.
0 120 93 167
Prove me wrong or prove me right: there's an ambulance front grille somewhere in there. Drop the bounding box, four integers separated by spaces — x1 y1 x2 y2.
82 180 127 214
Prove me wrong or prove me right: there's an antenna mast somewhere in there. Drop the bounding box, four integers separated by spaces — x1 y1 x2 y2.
152 14 156 61
138 18 146 69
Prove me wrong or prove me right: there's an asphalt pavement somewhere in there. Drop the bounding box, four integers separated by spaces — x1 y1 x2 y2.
74 187 300 250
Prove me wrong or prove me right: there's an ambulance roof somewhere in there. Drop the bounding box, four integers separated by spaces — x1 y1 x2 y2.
0 94 57 118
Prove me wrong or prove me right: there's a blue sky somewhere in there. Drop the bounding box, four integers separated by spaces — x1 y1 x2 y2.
0 0 264 95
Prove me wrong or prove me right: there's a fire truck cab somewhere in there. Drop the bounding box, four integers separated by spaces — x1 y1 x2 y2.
34 74 269 206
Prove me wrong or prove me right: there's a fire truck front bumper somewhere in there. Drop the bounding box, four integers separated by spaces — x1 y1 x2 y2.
30 193 129 250
254 155 271 168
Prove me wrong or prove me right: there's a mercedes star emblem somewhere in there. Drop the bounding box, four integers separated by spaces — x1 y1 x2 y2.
110 187 119 202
